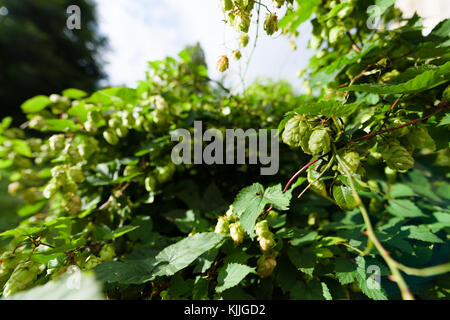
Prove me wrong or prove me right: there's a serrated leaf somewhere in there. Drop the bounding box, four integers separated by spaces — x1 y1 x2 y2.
233 183 291 238
294 101 360 118
94 259 157 284
401 225 444 243
339 61 450 94
153 232 225 277
387 199 424 217
0 227 42 238
333 184 358 211
388 184 416 198
216 263 255 293
287 246 316 276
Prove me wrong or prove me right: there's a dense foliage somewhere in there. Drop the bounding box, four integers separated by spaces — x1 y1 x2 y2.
0 0 449 300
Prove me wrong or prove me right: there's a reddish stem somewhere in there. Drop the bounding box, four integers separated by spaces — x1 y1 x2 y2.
351 102 448 143
264 157 321 215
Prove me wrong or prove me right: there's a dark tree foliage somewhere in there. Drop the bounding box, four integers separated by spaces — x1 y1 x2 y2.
0 0 106 124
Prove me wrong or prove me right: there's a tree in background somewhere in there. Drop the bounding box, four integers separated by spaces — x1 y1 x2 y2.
0 0 106 124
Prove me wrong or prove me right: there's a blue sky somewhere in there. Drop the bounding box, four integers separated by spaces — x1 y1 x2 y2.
94 0 449 92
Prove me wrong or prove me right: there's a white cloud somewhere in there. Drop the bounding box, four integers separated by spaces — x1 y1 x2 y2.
94 0 313 91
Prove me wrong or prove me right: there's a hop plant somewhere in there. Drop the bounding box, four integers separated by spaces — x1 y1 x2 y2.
145 174 158 192
337 151 360 175
229 222 245 244
255 220 270 238
257 254 277 278
380 142 414 172
3 261 44 298
103 128 119 146
99 244 116 262
214 216 230 234
217 55 229 72
239 33 249 47
281 115 312 151
49 134 65 152
232 50 242 61
264 13 279 36
308 128 331 155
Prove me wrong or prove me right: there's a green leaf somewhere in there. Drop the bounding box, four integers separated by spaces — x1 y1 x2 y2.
62 88 88 99
44 119 80 132
0 227 42 238
333 184 358 211
152 232 225 277
401 225 444 243
339 61 450 94
94 259 157 284
334 256 388 300
216 263 256 293
290 280 325 300
12 140 33 157
437 113 450 127
287 246 316 276
388 184 416 198
294 101 360 118
387 199 424 218
21 95 52 113
321 282 333 300
233 183 291 238
5 273 103 300
93 225 139 241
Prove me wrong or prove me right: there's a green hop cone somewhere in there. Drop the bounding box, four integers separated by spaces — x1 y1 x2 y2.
155 162 176 184
234 13 251 33
49 134 65 152
29 115 46 130
68 165 85 183
229 222 245 244
43 180 58 199
115 124 129 138
84 120 98 133
220 0 233 12
257 254 277 278
103 128 119 145
308 128 331 155
84 255 102 270
121 111 135 128
259 234 275 252
217 55 229 73
307 163 327 196
124 165 142 177
239 33 249 47
8 181 22 196
62 192 82 216
87 110 102 123
381 142 414 172
232 49 242 61
264 13 279 36
3 261 44 298
21 187 38 204
407 125 435 151
99 244 116 262
337 151 360 175
145 174 158 192
51 166 68 185
254 220 270 238
273 0 285 8
281 115 312 151
214 216 230 234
